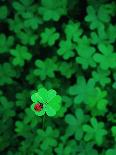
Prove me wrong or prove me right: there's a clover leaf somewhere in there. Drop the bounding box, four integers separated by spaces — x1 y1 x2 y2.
83 117 107 145
69 76 95 105
0 34 14 53
0 6 8 20
34 58 57 80
31 87 61 116
10 44 32 66
106 148 116 155
40 27 59 46
92 67 111 87
65 108 89 140
57 40 75 59
58 61 76 78
64 20 83 42
111 126 116 141
76 36 96 69
38 0 67 21
93 44 116 70
0 63 16 86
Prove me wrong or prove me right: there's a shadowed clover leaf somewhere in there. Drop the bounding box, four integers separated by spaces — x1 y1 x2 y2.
0 93 15 121
76 36 96 69
77 142 98 155
31 88 61 116
0 34 14 53
58 61 76 78
111 126 116 141
86 87 108 116
36 126 59 150
92 67 111 87
64 20 83 42
38 0 67 21
0 63 16 86
0 5 8 20
40 27 59 46
106 148 116 155
57 40 75 59
10 44 32 66
34 58 57 80
83 117 107 145
65 108 89 140
93 44 116 70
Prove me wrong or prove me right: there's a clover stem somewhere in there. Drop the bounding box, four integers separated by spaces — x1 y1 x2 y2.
42 114 46 130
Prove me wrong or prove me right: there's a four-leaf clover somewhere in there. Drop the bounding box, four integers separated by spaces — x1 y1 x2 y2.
31 88 61 116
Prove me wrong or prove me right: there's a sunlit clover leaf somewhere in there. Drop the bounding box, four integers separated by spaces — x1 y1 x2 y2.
31 88 61 116
10 45 32 66
93 44 116 70
0 6 8 20
0 63 16 86
92 67 111 87
34 58 57 80
57 40 75 59
106 148 116 155
76 36 96 69
40 27 59 46
38 0 67 21
0 34 14 53
83 117 107 145
69 76 95 105
65 109 89 140
64 21 83 42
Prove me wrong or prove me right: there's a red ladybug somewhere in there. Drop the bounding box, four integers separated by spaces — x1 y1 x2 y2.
34 103 43 112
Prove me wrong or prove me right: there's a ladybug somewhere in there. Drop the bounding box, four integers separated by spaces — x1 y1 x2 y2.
34 103 43 112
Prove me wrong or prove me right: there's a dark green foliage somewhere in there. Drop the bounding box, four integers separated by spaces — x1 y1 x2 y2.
0 0 116 154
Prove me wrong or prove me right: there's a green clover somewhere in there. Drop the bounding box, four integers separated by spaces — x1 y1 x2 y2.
31 88 61 116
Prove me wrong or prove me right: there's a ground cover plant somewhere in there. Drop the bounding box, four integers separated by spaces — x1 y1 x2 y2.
0 0 116 154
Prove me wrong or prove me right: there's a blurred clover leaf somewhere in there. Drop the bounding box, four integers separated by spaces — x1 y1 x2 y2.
0 63 16 86
93 44 116 70
65 108 89 140
0 5 8 20
83 117 107 145
10 44 32 66
16 90 30 109
57 40 75 59
38 0 67 21
34 58 57 80
76 142 98 155
0 93 15 121
111 126 116 141
86 87 108 116
76 36 96 69
17 30 37 45
69 76 95 105
40 27 59 46
31 87 62 116
36 126 59 151
92 67 111 87
64 20 83 42
0 34 14 53
106 148 116 155
58 61 76 78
